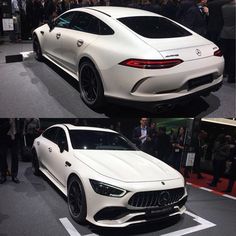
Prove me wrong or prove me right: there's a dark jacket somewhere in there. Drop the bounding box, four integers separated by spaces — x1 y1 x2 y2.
176 0 208 36
0 119 10 144
212 141 230 161
207 0 232 42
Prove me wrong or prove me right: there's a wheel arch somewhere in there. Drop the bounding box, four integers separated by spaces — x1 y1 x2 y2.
67 172 85 193
78 55 106 92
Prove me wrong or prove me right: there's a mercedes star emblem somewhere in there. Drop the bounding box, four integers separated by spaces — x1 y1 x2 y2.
158 191 171 206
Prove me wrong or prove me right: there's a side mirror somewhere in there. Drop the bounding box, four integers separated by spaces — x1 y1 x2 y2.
58 140 67 153
47 19 55 31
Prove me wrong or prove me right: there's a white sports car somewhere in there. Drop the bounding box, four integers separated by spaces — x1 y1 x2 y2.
33 7 224 111
32 124 187 227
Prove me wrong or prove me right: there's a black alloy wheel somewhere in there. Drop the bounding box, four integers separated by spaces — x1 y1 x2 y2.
32 150 40 176
33 36 43 61
68 176 87 224
79 61 104 109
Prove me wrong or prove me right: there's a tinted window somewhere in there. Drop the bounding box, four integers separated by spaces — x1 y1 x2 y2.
56 128 68 151
42 127 59 143
118 16 192 38
55 12 75 28
69 130 137 150
71 12 99 34
99 20 114 35
71 12 114 35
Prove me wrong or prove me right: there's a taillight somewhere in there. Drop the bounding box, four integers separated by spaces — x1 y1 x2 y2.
119 59 183 69
214 49 223 57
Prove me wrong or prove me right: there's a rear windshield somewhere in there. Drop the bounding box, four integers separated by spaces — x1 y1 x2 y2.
118 16 192 39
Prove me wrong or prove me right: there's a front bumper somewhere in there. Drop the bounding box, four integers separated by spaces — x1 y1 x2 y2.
93 196 187 227
85 178 187 227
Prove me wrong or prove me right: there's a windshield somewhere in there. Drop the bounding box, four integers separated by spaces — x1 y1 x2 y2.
118 16 192 38
69 130 138 151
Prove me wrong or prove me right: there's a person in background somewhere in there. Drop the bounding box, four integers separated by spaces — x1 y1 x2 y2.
0 119 10 184
207 0 232 45
220 0 235 83
172 126 186 171
11 0 22 42
224 138 236 193
208 134 230 187
43 0 56 22
160 0 179 20
193 130 208 178
184 129 208 178
176 0 209 37
149 121 158 156
26 0 44 33
0 119 20 184
157 127 171 163
132 118 152 154
23 118 41 148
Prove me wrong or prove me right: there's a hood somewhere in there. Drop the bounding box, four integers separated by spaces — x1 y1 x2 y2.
73 150 182 183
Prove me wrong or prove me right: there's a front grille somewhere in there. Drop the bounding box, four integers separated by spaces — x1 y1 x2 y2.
128 188 185 208
188 74 214 90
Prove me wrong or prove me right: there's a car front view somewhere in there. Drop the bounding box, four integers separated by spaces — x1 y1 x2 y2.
32 125 187 227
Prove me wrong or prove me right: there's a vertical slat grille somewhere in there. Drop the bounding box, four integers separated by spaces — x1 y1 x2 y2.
128 188 185 208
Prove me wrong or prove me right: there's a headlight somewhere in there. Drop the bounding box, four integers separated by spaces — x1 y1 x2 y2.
89 179 127 198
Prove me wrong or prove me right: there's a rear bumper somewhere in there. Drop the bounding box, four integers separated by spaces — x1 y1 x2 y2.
107 79 223 111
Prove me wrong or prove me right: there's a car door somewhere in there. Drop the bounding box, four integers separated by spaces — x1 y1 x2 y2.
59 12 100 75
46 127 71 188
43 12 75 64
38 127 59 170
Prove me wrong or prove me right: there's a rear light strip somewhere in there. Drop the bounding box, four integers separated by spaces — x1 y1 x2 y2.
119 59 183 69
214 49 223 57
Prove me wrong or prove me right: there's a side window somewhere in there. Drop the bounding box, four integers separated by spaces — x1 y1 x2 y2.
56 128 69 152
42 127 59 143
99 20 114 35
55 12 75 29
71 12 99 34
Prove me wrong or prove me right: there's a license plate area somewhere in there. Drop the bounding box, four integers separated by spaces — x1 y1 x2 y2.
146 206 174 218
188 74 213 90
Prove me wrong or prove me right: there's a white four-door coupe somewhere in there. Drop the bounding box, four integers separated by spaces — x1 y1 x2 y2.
33 7 224 111
32 124 187 227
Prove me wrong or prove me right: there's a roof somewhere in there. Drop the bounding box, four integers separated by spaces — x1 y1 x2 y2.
71 6 160 19
62 124 117 133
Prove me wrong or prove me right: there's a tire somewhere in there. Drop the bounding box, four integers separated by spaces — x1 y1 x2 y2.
33 36 43 61
79 61 104 109
67 176 87 224
32 150 40 176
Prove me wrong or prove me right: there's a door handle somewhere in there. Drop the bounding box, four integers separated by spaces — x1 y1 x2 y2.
56 33 61 39
77 39 84 47
48 147 52 152
65 161 71 167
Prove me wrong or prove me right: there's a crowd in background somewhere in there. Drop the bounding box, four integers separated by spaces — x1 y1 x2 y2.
132 118 236 193
0 118 236 193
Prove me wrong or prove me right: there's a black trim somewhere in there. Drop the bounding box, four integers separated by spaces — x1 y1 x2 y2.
63 124 70 132
94 196 187 222
87 8 111 17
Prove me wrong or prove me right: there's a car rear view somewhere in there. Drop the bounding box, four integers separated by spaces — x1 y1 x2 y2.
115 15 224 108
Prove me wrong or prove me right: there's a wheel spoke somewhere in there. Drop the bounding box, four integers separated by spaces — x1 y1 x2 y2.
81 65 98 103
69 181 83 216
